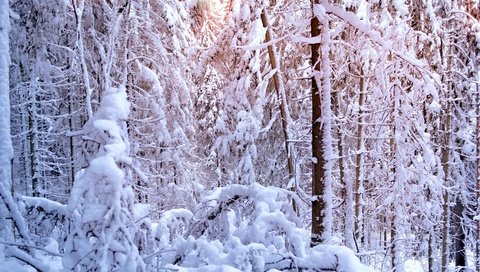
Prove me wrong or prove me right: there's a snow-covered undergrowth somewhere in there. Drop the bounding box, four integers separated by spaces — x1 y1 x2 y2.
5 183 370 271
135 183 370 271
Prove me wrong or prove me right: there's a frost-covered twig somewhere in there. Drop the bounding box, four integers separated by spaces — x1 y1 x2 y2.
5 246 51 272
0 241 62 257
142 249 177 261
19 195 68 216
69 248 96 271
189 195 243 236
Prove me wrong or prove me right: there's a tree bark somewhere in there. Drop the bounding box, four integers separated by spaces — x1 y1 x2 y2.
390 84 399 272
311 0 325 246
333 83 352 248
441 86 452 272
389 57 404 271
28 99 38 197
260 9 297 212
476 79 480 272
354 72 365 247
311 0 333 245
428 232 435 272
453 196 466 270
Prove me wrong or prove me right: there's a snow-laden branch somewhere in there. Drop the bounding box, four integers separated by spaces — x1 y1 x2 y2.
318 2 393 50
319 0 441 86
5 246 51 272
232 31 292 50
19 195 69 216
0 241 62 257
72 0 93 118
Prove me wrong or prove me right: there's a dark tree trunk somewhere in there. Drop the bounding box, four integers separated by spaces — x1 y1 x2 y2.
454 196 466 270
310 0 325 246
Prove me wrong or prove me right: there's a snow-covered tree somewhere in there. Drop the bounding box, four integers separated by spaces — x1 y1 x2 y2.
63 1 145 270
194 0 274 186
9 0 79 202
127 0 199 210
63 86 145 271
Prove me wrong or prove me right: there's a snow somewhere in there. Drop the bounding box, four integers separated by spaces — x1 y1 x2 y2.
165 264 242 272
0 0 12 163
143 183 372 271
306 245 373 272
5 0 479 271
64 85 144 271
0 260 29 272
313 4 326 18
393 0 409 17
187 0 198 10
322 1 392 52
404 259 425 272
0 0 14 242
95 86 130 121
291 34 322 45
19 195 68 216
240 2 251 23
428 100 441 113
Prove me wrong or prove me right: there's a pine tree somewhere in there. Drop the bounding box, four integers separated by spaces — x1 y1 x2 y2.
64 86 145 271
63 1 145 270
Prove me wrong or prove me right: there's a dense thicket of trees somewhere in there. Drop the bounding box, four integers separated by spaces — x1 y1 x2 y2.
1 0 480 271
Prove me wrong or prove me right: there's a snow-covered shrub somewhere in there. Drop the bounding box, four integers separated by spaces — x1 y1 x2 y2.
189 183 301 251
147 183 369 271
18 196 69 249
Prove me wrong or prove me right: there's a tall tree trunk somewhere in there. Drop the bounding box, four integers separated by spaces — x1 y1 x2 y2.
260 9 297 211
428 232 435 272
311 0 333 245
354 71 365 248
388 56 405 271
311 0 325 245
426 188 437 272
333 84 351 248
68 91 75 192
390 82 403 272
28 95 38 197
388 54 396 270
0 0 14 240
441 87 452 272
423 101 436 272
453 196 466 269
476 79 480 272
72 0 94 119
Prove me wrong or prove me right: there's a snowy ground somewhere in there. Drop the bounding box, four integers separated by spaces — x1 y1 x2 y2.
4 247 477 271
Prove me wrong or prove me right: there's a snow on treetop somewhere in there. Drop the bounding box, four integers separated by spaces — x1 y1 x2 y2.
95 86 130 121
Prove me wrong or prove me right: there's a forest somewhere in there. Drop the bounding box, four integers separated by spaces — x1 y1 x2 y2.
1 0 480 271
